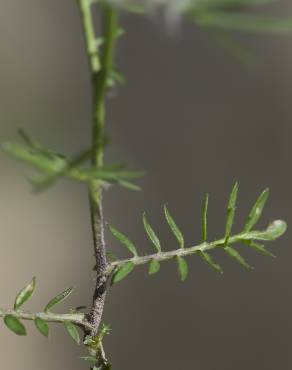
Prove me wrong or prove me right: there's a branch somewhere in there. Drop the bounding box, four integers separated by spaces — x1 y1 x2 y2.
0 308 91 330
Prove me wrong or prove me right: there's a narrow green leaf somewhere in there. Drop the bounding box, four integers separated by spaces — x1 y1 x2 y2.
111 262 135 285
194 12 292 34
242 220 287 241
109 225 138 257
176 256 188 281
198 251 223 273
225 246 252 269
243 188 269 232
44 287 74 312
35 317 49 337
143 213 161 252
81 357 98 364
202 194 209 242
118 180 141 191
225 182 239 244
148 260 160 275
4 315 26 336
164 205 184 248
64 321 80 345
14 276 36 310
243 240 275 258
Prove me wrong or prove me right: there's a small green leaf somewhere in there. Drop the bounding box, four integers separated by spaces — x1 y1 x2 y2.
109 225 138 257
243 188 269 232
4 315 26 336
14 276 36 310
148 260 160 275
243 240 275 258
202 194 209 242
64 321 80 345
118 180 141 191
176 256 188 281
35 317 49 337
164 205 184 248
225 246 252 269
243 220 287 241
44 287 74 312
225 182 239 244
198 251 223 273
111 262 135 285
143 213 161 252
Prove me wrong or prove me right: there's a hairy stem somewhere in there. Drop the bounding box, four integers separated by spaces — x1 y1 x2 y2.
78 0 118 339
0 309 92 330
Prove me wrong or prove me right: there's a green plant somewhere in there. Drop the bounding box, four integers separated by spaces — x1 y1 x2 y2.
1 0 290 369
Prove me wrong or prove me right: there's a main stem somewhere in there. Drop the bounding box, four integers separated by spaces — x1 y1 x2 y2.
78 0 118 338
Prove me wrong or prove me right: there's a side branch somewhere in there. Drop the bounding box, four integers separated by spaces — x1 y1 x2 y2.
0 309 92 330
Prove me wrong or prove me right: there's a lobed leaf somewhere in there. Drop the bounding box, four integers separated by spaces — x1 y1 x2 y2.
176 256 188 281
148 259 160 275
35 317 49 337
109 225 138 257
164 205 184 248
202 194 209 242
4 315 26 336
44 287 74 312
64 321 80 345
143 213 161 252
243 188 269 232
198 251 223 273
224 246 252 269
14 276 36 310
111 262 135 284
225 182 239 244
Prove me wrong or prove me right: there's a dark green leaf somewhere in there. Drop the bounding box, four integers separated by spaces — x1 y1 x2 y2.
14 276 36 310
198 251 223 273
109 225 138 257
64 321 80 345
35 317 49 337
4 315 26 336
111 262 135 285
148 260 160 275
44 287 74 312
225 246 252 269
202 194 209 242
225 182 238 243
143 213 161 252
243 188 269 232
176 256 188 281
164 205 184 248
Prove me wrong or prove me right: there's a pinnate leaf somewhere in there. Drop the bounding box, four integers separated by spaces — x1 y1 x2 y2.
148 259 160 275
176 256 188 281
143 213 161 252
225 246 252 269
111 262 135 284
164 206 184 248
109 225 138 257
35 317 49 337
4 315 26 336
198 251 223 273
14 276 36 310
64 321 80 345
44 287 74 312
225 182 238 243
243 188 269 232
202 194 209 242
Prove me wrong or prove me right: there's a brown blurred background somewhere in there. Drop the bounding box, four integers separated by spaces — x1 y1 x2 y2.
0 1 292 369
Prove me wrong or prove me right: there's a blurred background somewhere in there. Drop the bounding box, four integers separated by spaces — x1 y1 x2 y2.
0 0 292 369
